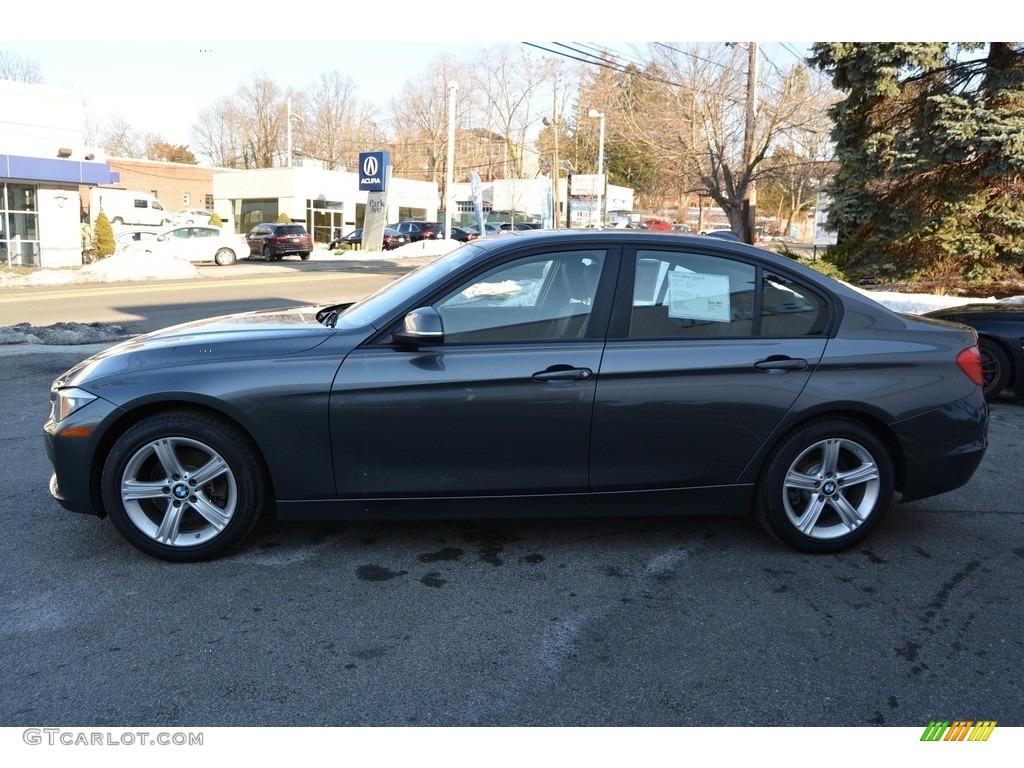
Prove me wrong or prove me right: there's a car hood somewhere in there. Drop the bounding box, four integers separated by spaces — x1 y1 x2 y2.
55 306 338 389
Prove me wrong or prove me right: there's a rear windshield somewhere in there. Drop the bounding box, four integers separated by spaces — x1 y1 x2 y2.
278 225 307 235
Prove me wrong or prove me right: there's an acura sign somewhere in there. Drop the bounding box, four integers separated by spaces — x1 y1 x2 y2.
359 151 390 192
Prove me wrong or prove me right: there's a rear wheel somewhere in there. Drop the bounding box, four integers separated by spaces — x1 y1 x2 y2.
978 337 1010 399
755 418 893 554
214 248 235 266
300 251 311 261
101 410 267 562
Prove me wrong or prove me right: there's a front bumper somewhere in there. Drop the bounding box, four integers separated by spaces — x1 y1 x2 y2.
44 396 123 518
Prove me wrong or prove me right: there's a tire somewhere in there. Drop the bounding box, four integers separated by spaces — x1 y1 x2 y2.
755 418 893 554
263 245 273 262
100 410 267 562
978 337 1010 399
300 251 311 261
213 248 236 266
112 217 124 225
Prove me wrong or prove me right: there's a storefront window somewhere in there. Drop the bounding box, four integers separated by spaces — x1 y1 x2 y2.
1 182 40 268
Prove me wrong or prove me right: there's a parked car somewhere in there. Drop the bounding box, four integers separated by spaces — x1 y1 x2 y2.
704 230 742 242
328 228 409 251
922 303 1024 399
44 230 988 561
121 224 248 266
463 222 504 236
449 226 480 243
114 228 161 253
391 221 445 242
499 222 540 231
174 209 214 225
245 223 313 261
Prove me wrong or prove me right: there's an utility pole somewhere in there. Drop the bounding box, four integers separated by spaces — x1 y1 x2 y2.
741 43 758 245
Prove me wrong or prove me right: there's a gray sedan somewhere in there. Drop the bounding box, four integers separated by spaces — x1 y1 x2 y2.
44 231 988 561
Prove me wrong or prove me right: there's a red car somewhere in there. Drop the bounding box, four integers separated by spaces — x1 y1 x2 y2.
245 223 314 261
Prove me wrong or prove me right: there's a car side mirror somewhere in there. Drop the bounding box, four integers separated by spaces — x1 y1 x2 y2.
392 307 444 346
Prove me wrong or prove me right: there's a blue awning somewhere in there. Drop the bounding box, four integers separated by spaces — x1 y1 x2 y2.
0 154 120 185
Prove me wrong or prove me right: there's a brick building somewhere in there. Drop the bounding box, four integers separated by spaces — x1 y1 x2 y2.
80 157 221 221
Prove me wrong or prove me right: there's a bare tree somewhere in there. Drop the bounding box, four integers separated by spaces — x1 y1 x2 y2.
468 46 549 181
0 49 42 83
641 43 831 232
99 115 146 158
299 71 380 171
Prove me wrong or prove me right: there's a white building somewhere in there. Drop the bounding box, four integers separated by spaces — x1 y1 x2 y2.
450 177 634 228
1 80 119 268
213 162 439 242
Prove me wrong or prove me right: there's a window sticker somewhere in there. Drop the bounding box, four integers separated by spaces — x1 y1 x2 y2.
668 271 731 322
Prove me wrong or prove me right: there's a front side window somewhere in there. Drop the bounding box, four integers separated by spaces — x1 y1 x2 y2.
434 250 606 343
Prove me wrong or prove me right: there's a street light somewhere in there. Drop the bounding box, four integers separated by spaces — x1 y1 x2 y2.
542 113 561 229
588 108 605 228
286 97 304 169
445 81 459 240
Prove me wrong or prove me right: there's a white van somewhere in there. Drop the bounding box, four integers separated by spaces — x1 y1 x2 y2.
89 188 174 228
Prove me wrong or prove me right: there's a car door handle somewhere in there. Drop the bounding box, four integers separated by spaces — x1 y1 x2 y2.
532 366 594 382
754 356 808 372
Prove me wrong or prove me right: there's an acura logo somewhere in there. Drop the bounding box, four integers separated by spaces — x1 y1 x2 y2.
362 156 379 177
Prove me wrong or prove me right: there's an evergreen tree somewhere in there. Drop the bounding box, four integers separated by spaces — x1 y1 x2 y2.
809 42 1024 285
93 212 116 259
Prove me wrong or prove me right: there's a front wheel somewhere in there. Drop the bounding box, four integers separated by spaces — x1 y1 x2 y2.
214 248 236 266
263 245 273 262
755 419 893 554
100 410 267 561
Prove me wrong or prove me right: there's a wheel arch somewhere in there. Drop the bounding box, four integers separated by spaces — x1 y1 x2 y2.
88 399 276 519
743 408 907 501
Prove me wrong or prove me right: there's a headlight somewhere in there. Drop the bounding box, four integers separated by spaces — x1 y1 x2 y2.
50 387 97 423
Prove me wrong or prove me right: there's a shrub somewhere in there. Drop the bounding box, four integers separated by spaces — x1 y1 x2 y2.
93 212 116 259
208 211 223 227
277 213 291 224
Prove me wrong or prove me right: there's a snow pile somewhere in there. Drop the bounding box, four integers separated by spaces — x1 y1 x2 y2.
0 253 201 288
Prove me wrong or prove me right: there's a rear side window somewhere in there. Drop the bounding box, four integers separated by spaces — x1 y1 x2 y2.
630 250 756 339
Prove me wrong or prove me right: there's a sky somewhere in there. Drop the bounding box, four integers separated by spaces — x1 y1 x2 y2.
3 3 984 153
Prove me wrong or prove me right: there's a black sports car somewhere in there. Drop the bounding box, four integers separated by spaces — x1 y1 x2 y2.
923 302 1024 399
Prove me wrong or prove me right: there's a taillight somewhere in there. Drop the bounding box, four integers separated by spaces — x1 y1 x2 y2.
956 346 984 388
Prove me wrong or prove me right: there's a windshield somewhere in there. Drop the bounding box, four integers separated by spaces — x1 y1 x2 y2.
333 243 484 329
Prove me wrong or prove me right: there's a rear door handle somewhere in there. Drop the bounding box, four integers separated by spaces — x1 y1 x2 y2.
532 366 594 382
754 356 808 372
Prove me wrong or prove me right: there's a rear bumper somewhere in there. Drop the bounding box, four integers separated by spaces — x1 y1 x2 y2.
895 393 988 502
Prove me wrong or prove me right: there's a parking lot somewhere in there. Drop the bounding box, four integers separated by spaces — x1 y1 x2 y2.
2 346 1022 728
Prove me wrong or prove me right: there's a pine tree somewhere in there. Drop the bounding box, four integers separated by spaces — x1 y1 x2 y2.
810 42 1024 287
93 212 116 259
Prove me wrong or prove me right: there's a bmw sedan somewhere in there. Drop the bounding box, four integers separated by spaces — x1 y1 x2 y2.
44 231 989 561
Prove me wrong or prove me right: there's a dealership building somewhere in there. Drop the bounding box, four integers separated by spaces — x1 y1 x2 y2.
1 79 119 269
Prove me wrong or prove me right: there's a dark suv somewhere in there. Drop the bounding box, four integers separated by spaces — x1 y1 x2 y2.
246 223 314 261
391 221 445 242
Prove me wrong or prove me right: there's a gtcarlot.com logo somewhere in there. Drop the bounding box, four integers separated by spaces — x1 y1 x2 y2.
23 728 203 746
921 720 997 742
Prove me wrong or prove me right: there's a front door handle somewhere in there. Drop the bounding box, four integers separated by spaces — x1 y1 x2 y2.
532 366 594 382
754 356 808 372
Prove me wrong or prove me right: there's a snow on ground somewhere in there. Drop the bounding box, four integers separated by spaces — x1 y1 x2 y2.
1 237 1022 345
